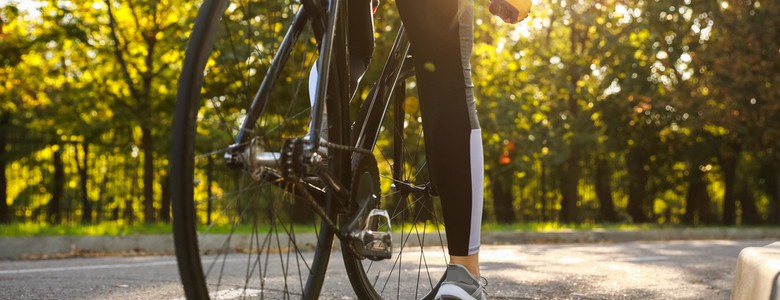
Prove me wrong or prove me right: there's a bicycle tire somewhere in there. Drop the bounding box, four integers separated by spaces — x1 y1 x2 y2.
343 67 449 299
170 1 348 299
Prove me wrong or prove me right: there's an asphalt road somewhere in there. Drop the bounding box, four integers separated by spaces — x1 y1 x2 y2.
0 240 771 299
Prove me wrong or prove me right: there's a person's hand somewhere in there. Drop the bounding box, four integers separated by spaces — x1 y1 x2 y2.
489 0 532 24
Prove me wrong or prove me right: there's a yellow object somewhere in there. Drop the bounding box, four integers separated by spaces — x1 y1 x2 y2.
490 0 533 24
508 0 532 22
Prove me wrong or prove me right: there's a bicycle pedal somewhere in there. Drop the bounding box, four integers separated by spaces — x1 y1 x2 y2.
350 209 392 261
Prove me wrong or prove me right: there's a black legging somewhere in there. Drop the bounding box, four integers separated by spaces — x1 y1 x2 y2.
347 0 375 95
349 0 483 257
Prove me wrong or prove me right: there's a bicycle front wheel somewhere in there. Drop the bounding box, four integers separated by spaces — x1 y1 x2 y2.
170 1 347 299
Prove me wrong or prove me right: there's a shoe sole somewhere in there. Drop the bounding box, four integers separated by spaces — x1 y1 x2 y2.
435 284 481 300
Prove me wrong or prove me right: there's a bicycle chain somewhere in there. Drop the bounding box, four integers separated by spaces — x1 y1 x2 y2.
320 142 381 260
240 138 372 259
274 140 375 260
292 181 367 260
320 140 374 156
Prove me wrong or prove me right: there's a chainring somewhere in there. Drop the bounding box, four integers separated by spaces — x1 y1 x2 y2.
343 152 381 239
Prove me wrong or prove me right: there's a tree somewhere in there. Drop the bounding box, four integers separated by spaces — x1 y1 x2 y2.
689 0 780 224
1 3 56 223
54 0 195 223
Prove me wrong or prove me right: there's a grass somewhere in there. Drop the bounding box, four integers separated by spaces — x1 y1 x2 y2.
0 222 311 237
0 222 173 237
480 222 661 232
0 221 768 237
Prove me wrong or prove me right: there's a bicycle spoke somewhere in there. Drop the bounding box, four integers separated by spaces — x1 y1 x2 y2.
175 2 442 299
347 73 449 298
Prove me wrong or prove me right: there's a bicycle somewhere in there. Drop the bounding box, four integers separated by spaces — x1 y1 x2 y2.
170 0 449 299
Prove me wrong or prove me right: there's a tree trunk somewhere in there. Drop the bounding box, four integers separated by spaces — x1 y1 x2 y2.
491 169 515 223
699 177 714 224
159 173 170 222
775 168 780 225
95 197 103 223
111 197 119 221
105 2 159 224
559 4 585 224
540 159 547 222
0 112 9 224
737 178 761 225
626 147 650 223
95 158 110 223
77 143 93 224
683 169 713 225
142 125 155 223
206 155 214 224
595 158 619 222
719 144 739 225
125 161 139 225
759 161 779 224
48 147 65 224
682 171 700 225
560 150 580 223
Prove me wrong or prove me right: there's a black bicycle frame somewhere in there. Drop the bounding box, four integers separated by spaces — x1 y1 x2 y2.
353 26 412 152
233 5 310 145
230 0 415 195
234 0 350 153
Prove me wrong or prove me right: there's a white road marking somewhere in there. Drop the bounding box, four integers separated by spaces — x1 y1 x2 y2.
0 260 178 275
211 288 263 300
0 257 254 275
170 288 266 300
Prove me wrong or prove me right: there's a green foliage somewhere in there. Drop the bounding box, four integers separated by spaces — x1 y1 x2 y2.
480 221 659 232
0 222 173 236
0 221 664 237
1 0 780 229
473 0 780 225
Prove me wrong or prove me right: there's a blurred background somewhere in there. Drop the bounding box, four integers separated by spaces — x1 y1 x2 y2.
0 0 778 230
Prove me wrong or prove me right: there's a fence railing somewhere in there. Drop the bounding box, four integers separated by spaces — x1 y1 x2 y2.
1 137 771 226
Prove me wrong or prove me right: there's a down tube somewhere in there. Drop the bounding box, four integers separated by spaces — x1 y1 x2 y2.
234 7 310 146
354 26 411 151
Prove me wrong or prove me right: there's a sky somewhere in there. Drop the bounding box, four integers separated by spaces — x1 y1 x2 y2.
1 0 43 17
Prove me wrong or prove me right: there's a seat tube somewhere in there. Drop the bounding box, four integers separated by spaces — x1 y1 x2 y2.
308 0 350 153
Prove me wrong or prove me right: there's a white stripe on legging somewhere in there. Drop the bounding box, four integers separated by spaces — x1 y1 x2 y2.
469 128 484 255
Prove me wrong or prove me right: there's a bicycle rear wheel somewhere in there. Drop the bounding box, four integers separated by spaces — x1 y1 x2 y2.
344 74 449 299
170 1 347 299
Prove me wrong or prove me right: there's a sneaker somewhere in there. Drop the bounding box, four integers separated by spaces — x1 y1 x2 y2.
434 264 487 300
419 269 447 300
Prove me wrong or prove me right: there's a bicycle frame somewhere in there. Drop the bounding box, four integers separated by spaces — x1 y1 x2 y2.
353 26 412 152
234 0 350 153
229 0 414 199
171 1 439 298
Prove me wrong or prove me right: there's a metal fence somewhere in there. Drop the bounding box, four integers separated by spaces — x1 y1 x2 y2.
1 137 738 226
4 138 151 224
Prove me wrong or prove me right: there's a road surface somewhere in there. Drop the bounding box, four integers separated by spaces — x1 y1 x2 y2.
0 240 770 299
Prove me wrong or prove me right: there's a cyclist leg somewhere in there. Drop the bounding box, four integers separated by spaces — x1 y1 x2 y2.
347 0 375 95
308 0 375 142
396 0 483 276
309 0 374 107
